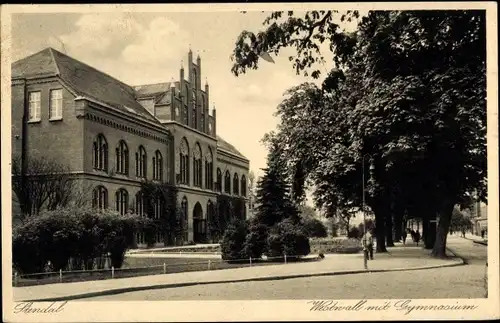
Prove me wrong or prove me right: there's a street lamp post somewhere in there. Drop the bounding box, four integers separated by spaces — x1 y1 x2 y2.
362 154 375 270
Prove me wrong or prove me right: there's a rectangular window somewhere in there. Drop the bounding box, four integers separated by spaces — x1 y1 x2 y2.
28 91 41 122
49 89 63 120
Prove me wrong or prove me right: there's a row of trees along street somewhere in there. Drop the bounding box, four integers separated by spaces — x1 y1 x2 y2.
230 10 486 257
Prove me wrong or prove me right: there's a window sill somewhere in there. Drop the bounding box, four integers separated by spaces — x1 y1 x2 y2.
49 117 63 122
27 119 41 124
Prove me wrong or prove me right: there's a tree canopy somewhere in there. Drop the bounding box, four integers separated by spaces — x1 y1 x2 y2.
231 10 487 257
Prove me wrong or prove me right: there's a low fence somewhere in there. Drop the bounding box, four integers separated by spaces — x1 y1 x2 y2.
13 253 319 287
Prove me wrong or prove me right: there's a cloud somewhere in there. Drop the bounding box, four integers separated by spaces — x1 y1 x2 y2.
121 17 190 67
59 13 143 58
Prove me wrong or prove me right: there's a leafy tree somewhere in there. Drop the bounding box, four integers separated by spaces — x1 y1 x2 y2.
231 10 486 258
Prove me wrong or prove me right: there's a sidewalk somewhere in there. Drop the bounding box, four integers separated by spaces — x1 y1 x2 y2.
13 242 463 302
451 232 488 245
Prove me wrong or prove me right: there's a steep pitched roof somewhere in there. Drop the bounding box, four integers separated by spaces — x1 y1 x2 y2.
12 48 159 123
217 135 248 160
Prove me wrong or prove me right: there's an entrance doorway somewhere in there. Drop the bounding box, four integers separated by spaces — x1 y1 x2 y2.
193 202 207 243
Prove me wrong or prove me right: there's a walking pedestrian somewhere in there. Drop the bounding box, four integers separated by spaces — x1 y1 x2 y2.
415 230 421 246
362 230 374 260
402 229 408 245
481 229 485 239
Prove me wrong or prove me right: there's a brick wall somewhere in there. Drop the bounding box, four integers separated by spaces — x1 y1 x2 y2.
11 78 84 171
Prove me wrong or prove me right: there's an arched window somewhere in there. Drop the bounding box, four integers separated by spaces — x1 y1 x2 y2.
241 175 247 197
135 191 145 216
193 143 202 187
181 196 188 241
93 134 108 171
216 168 222 192
207 200 214 223
154 196 163 219
224 170 231 194
233 173 239 195
115 188 128 215
135 146 147 178
92 186 108 210
116 140 129 175
153 150 163 181
179 138 190 185
205 148 213 190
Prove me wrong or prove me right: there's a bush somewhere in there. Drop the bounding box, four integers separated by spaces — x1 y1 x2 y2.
243 221 269 259
301 216 328 238
347 226 361 239
220 218 249 262
12 207 144 274
266 218 310 261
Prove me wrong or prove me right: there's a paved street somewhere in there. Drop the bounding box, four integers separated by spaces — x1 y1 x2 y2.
82 236 487 300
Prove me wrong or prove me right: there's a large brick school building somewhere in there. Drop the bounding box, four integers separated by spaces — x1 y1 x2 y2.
11 47 250 247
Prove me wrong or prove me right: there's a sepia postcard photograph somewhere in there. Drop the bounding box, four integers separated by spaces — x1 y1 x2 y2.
1 2 499 322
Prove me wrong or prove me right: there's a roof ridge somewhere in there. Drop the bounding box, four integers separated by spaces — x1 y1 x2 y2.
11 47 53 66
47 48 61 76
133 81 172 87
50 47 135 93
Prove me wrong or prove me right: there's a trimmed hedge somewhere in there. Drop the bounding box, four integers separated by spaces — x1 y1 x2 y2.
13 207 149 274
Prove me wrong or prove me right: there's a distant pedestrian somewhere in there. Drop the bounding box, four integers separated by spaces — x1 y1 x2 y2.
410 229 416 242
461 228 466 238
481 229 485 239
362 230 374 260
415 230 421 246
450 229 454 235
402 229 408 245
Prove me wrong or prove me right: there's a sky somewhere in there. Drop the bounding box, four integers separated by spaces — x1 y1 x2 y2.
11 10 362 208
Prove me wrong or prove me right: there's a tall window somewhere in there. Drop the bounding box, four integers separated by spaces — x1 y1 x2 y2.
181 196 188 241
93 134 108 171
153 150 163 181
241 175 247 197
233 173 239 195
28 91 41 122
205 148 213 190
154 197 163 219
92 186 108 210
224 170 231 194
216 168 222 192
183 85 189 125
135 191 145 216
49 89 63 120
179 138 190 185
115 188 128 215
201 99 206 133
135 191 146 245
116 140 129 175
135 146 147 178
207 200 214 224
193 143 202 187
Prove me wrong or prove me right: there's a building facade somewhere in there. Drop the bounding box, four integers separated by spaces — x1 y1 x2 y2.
11 47 250 247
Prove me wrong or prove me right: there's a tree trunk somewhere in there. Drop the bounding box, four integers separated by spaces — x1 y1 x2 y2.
386 212 394 247
374 210 387 253
394 209 403 242
422 217 433 249
431 203 453 258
